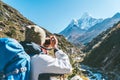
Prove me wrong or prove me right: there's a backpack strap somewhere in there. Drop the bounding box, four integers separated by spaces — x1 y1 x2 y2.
20 41 44 56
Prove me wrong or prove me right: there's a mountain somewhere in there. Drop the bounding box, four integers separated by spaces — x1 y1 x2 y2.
82 21 120 79
0 1 82 55
60 13 103 44
78 13 103 30
76 12 120 44
60 12 120 46
60 19 86 42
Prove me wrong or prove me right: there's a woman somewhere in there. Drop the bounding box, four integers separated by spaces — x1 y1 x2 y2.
20 25 72 80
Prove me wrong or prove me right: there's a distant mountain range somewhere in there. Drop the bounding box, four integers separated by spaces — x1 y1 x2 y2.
60 12 120 46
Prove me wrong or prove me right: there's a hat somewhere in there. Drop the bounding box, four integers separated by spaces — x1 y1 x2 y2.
25 25 46 45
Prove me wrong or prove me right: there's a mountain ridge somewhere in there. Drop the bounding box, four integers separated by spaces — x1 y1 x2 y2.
82 21 120 79
60 13 103 45
78 12 120 44
60 12 120 46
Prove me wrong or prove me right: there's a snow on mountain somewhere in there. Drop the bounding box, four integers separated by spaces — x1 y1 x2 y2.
71 19 79 27
78 13 103 30
60 19 85 42
60 12 120 47
60 13 103 44
76 12 120 44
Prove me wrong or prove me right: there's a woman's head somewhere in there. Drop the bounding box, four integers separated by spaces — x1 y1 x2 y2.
25 25 46 45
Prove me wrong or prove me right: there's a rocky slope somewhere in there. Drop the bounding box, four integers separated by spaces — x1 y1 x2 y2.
82 21 120 79
0 1 81 55
0 1 34 40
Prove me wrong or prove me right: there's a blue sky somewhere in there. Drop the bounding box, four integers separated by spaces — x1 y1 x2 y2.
2 0 120 33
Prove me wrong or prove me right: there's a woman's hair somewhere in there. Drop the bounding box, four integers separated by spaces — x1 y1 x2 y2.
25 25 46 45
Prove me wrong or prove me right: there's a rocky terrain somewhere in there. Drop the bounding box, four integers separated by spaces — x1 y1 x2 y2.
82 21 120 80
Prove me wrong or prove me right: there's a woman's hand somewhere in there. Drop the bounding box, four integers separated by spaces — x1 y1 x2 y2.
50 36 58 49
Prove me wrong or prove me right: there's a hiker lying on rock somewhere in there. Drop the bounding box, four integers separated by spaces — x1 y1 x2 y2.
20 25 72 80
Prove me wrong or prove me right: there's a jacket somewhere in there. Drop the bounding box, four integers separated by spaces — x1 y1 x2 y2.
20 41 72 80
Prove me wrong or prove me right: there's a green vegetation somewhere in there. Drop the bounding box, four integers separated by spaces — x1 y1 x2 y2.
0 1 34 41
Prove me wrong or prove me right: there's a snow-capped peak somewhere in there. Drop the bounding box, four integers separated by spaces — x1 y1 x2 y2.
81 12 91 19
68 19 79 28
71 19 79 27
78 13 103 30
112 12 120 18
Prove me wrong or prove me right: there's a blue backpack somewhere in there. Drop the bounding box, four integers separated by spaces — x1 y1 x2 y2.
0 38 30 80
